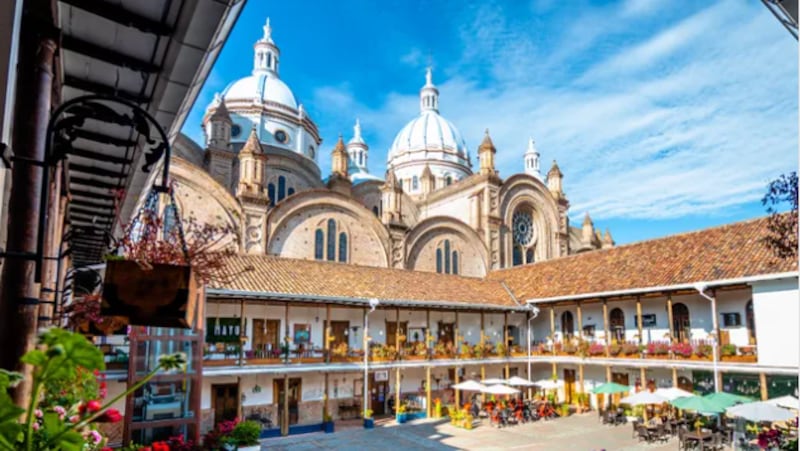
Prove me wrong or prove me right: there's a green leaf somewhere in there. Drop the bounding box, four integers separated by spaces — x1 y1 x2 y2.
52 429 85 451
0 395 23 451
0 370 22 391
20 350 47 368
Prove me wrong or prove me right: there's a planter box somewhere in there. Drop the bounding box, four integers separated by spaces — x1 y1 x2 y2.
721 355 757 363
363 418 374 429
403 355 427 361
323 421 334 433
238 446 261 451
397 413 408 424
102 260 199 328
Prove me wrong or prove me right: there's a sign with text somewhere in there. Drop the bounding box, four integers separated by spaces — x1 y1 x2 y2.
206 317 245 343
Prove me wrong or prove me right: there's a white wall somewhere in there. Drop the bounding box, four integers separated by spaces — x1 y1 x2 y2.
753 278 799 367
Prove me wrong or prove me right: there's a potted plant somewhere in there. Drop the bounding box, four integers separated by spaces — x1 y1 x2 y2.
228 420 262 451
363 409 374 429
396 404 409 424
101 185 240 328
323 412 334 433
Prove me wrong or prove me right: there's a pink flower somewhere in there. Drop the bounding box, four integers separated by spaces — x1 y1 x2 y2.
34 409 43 418
32 422 40 431
88 430 103 444
53 406 66 420
69 415 80 423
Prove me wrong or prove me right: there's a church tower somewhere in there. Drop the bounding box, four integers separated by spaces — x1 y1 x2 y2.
346 119 368 174
236 127 270 254
203 94 235 190
420 163 435 195
478 129 497 176
547 160 570 256
328 135 352 195
524 137 541 180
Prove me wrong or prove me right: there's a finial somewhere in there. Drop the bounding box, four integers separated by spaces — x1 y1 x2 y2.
354 118 362 139
263 17 273 42
527 137 537 153
425 67 433 86
485 128 490 136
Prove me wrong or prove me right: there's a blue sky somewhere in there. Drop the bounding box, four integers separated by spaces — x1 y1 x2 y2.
182 0 798 245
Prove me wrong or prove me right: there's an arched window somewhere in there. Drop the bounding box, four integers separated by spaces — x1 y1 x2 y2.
672 303 691 342
338 232 348 263
526 248 534 264
445 176 453 186
162 204 178 240
267 53 272 68
358 153 363 166
267 184 276 207
452 251 459 275
444 240 451 273
561 311 574 338
412 176 419 191
436 249 443 273
609 308 625 342
745 300 755 344
512 246 523 266
287 187 295 196
314 229 324 260
278 176 286 201
372 206 379 217
326 219 336 261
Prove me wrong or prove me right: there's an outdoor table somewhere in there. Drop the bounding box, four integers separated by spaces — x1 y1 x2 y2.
684 431 713 450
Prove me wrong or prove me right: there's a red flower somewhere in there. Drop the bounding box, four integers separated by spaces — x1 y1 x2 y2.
152 442 170 451
86 400 102 413
96 408 122 423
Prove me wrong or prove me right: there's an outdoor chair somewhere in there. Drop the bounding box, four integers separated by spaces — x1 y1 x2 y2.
655 423 669 443
636 426 653 443
631 420 640 438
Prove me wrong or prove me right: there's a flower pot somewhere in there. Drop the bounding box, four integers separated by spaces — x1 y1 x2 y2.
323 421 335 433
102 260 199 328
363 418 374 429
397 413 408 424
238 446 261 451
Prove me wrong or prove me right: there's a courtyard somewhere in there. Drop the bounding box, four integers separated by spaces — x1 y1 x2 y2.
259 414 677 451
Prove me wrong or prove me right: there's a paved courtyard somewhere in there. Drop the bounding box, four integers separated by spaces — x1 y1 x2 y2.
260 414 679 450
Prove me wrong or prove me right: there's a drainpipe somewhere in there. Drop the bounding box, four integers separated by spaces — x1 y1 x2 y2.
694 283 720 393
364 298 379 420
526 305 540 385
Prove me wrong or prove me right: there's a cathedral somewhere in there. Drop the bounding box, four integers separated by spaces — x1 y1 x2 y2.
171 18 612 277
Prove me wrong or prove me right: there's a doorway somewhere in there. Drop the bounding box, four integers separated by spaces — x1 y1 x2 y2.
325 321 349 350
252 319 280 356
672 303 691 342
386 321 408 348
370 373 389 415
563 369 576 404
561 311 574 338
745 300 756 344
438 322 455 345
274 378 301 431
211 383 239 425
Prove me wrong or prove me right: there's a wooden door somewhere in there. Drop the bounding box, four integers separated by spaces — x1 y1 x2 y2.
252 319 280 354
563 369 576 404
370 374 388 415
327 321 349 349
438 322 455 345
386 321 408 348
672 303 691 342
211 383 239 425
274 378 302 428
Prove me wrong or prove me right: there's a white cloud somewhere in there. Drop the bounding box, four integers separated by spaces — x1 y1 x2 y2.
309 0 797 223
400 48 424 66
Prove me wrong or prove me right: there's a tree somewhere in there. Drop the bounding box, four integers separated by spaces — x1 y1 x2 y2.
762 171 798 259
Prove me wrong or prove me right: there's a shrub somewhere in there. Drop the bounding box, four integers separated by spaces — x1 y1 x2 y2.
576 339 590 357
671 342 693 358
693 342 713 358
646 342 669 355
720 344 737 357
230 420 261 446
588 342 606 356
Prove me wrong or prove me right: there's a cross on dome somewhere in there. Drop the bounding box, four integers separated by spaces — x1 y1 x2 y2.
261 18 273 43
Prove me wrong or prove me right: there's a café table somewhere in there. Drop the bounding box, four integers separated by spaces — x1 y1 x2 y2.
684 430 713 450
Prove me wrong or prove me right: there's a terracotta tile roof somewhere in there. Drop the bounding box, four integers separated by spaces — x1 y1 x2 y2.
489 215 797 301
209 255 518 308
209 215 796 308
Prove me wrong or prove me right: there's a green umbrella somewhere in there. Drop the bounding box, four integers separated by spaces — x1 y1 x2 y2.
703 392 754 409
671 395 726 414
591 382 631 394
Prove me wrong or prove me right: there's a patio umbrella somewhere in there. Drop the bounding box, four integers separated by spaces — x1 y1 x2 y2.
766 395 799 410
703 392 754 409
481 384 520 395
452 380 487 391
482 378 508 385
654 387 694 401
671 396 725 414
727 401 797 422
590 382 630 394
506 376 536 387
620 391 669 406
533 379 564 390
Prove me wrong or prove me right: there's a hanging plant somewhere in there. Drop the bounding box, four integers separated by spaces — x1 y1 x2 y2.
63 293 126 336
101 182 242 328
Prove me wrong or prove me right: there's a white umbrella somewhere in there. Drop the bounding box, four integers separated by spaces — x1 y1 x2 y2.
533 379 563 390
482 378 508 385
506 376 536 387
620 391 669 406
481 384 520 395
452 380 486 391
727 401 797 422
654 387 695 401
766 395 799 410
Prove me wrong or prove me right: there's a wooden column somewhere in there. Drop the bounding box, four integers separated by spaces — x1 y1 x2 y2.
576 302 583 339
282 373 289 436
480 311 485 381
480 311 485 346
636 296 643 344
395 367 401 419
426 309 432 359
606 366 612 382
672 368 678 388
550 307 556 355
481 365 485 381
551 362 557 378
640 367 647 392
324 373 329 422
454 311 460 357
239 300 246 366
666 295 674 343
426 366 432 418
759 373 768 401
503 311 509 378
602 300 610 356
454 366 461 407
324 304 332 363
578 364 585 394
284 303 290 362
396 307 401 354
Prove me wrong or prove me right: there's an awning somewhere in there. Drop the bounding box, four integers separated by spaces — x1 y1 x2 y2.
56 0 244 266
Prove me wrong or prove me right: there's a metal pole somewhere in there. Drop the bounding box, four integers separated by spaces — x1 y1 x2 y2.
363 309 369 418
695 284 720 393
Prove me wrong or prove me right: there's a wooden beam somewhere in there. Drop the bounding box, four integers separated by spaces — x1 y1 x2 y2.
62 34 161 73
759 373 768 401
67 147 132 165
63 74 148 103
59 0 173 35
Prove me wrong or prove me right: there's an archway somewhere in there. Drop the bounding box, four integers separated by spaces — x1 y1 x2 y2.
672 303 690 342
609 308 625 343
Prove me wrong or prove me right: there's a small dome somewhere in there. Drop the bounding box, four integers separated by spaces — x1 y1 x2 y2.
222 73 297 110
389 111 469 160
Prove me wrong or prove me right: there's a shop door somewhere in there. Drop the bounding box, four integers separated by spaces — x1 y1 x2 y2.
274 378 302 430
252 319 280 355
386 321 408 348
438 322 455 345
370 373 389 415
563 369 576 404
211 383 239 425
